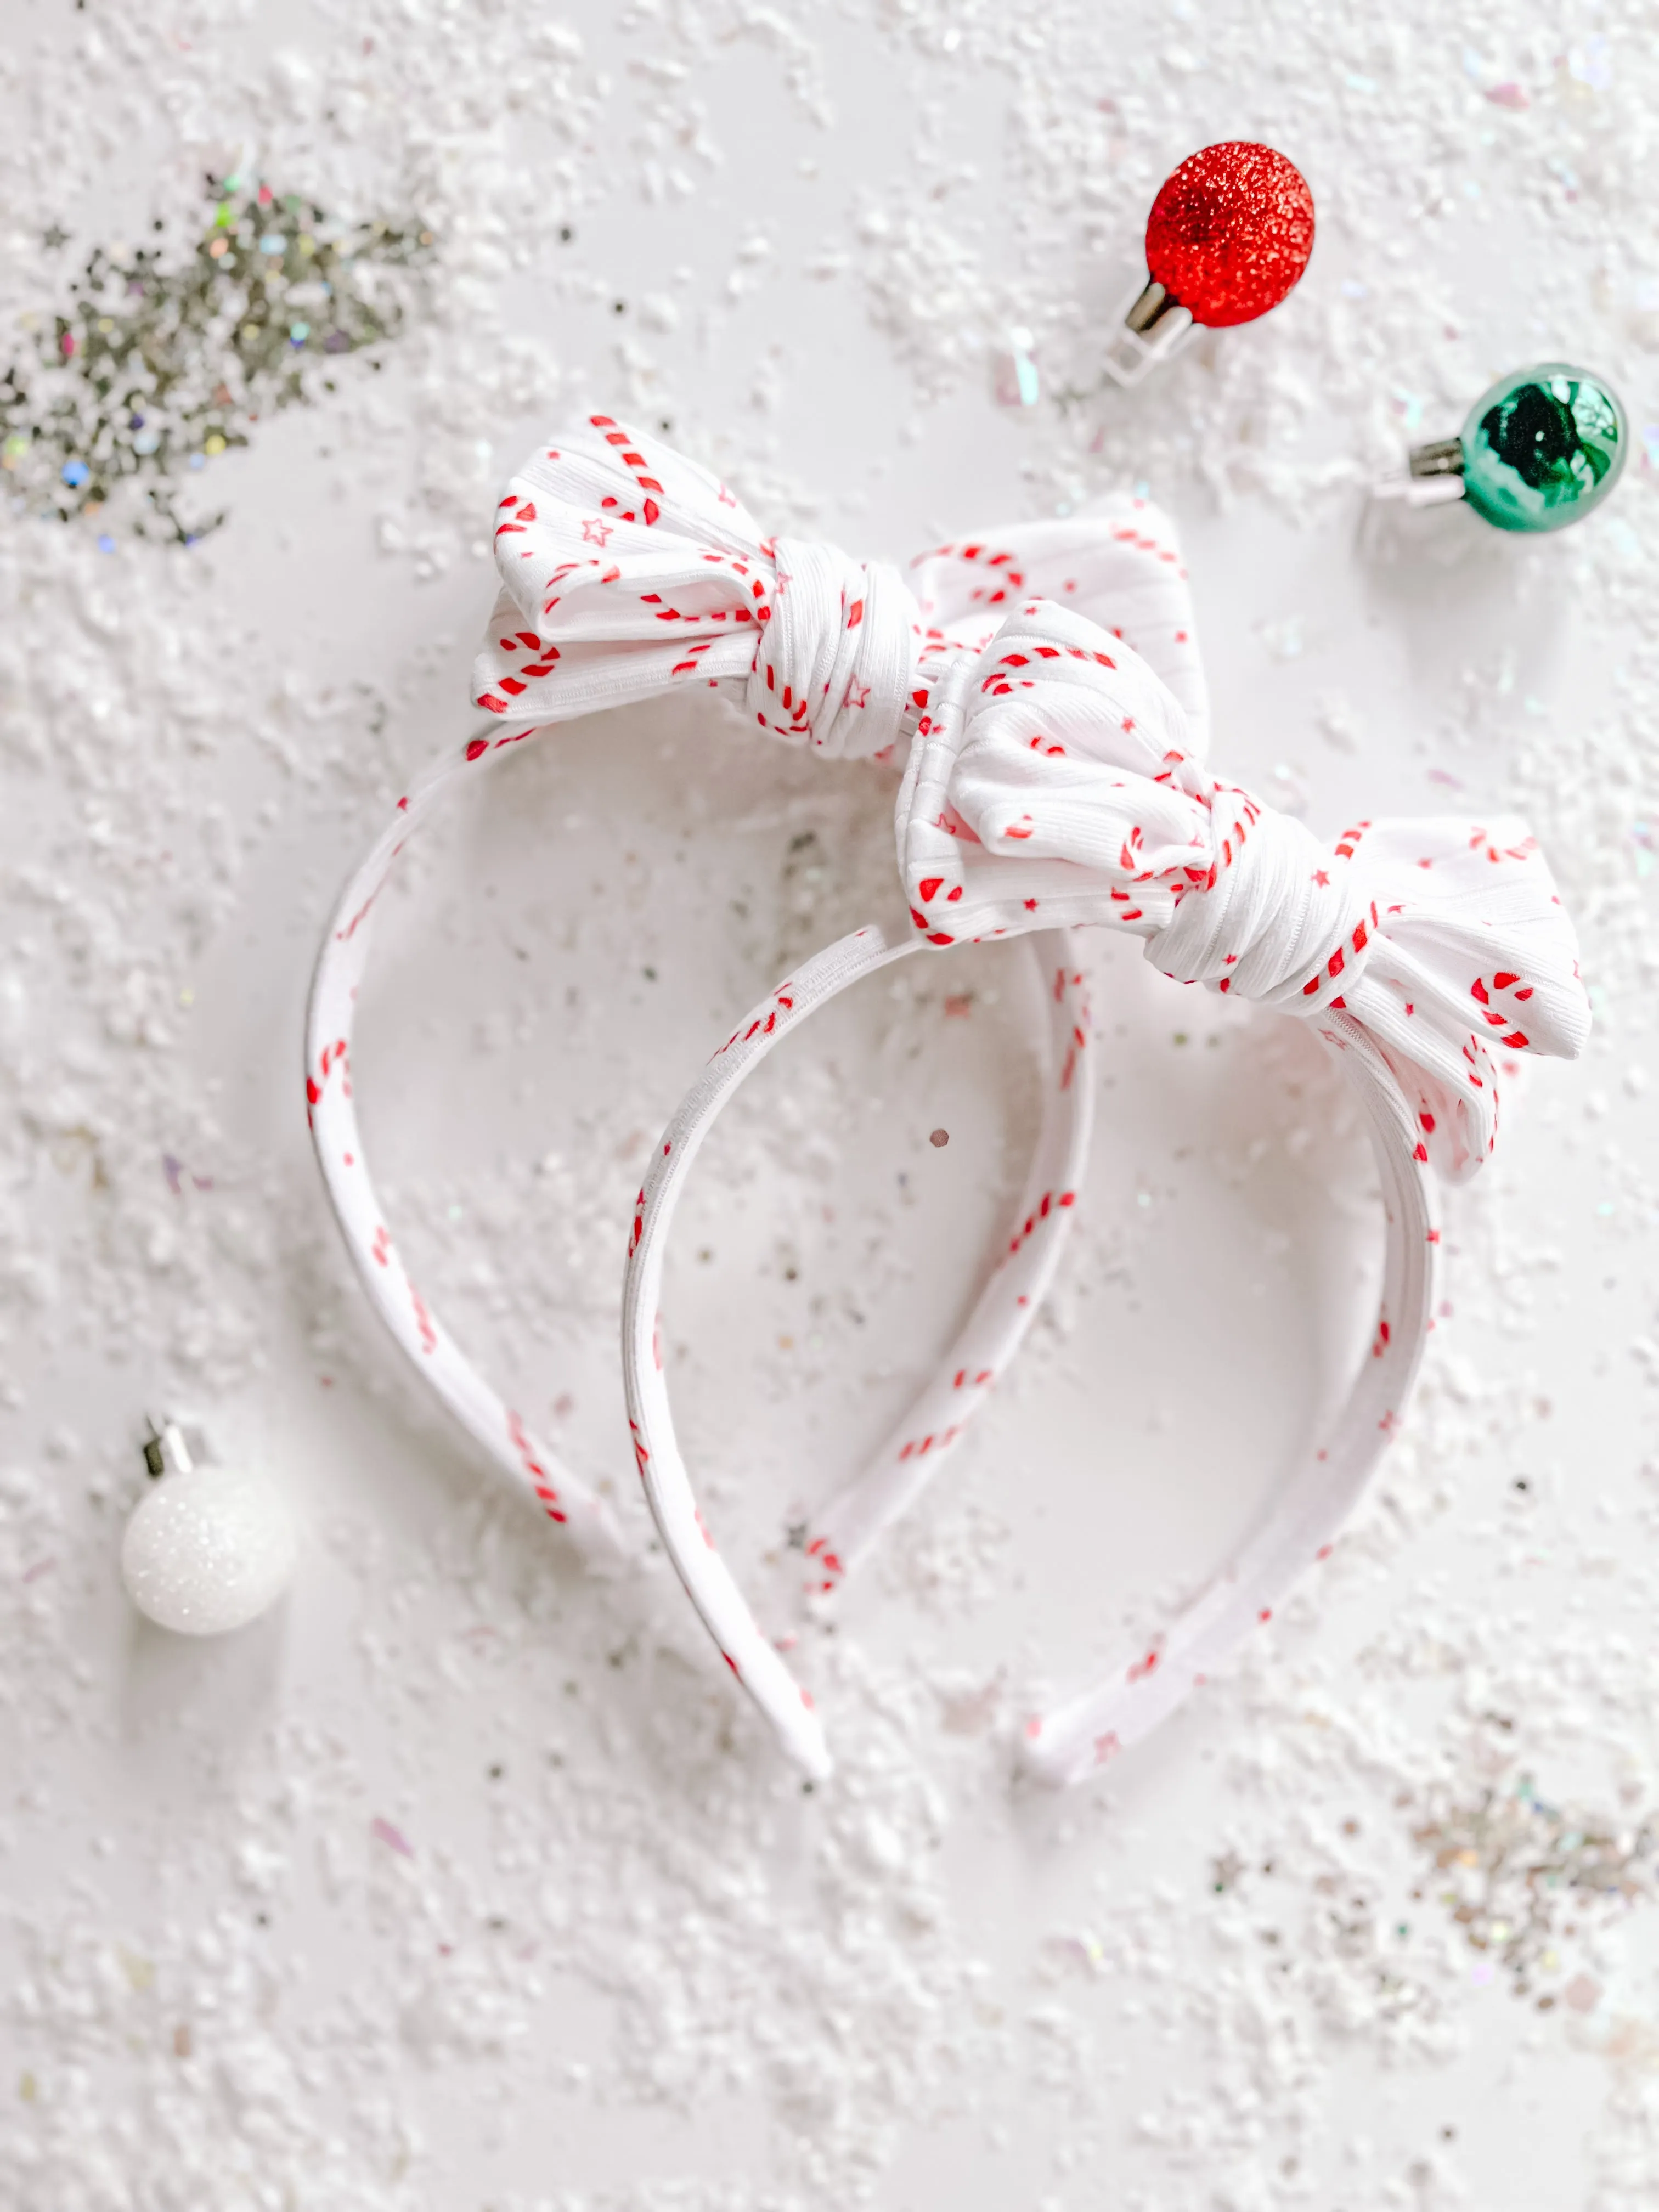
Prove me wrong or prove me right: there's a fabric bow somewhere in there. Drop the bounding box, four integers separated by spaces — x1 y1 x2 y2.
470 413 1209 762
470 414 1587 1181
899 600 1589 1177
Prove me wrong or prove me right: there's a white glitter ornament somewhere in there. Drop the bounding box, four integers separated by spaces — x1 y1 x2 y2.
121 1429 296 1634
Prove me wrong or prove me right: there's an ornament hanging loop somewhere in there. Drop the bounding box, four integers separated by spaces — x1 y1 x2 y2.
1371 437 1468 510
1103 279 1196 388
140 1414 195 1481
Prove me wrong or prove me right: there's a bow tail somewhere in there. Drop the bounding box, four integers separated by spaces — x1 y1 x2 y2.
1342 942 1499 1180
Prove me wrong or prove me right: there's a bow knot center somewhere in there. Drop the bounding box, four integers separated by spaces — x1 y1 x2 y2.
747 537 918 759
1151 796 1376 1012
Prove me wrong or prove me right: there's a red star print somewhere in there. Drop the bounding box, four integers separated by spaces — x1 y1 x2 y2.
1312 870 1330 887
842 678 870 712
579 517 613 548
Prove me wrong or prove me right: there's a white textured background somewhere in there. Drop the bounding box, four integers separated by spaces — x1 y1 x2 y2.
2 2 1657 2207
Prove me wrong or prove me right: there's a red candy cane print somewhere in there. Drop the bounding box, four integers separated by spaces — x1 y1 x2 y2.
1018 1011 1439 1785
311 417 1592 1786
1469 968 1537 1051
309 727 1096 1593
311 419 1212 1597
612 531 1584 1781
620 943 1440 1786
798 960 1093 1583
306 721 627 1563
621 921 1093 1779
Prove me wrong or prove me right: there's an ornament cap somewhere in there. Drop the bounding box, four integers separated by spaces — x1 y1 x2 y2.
1408 438 1465 482
1102 279 1195 388
140 1414 194 1481
1370 437 1469 510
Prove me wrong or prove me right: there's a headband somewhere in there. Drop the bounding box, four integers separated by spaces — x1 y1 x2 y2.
305 417 1200 1578
308 416 1588 1787
587 448 1589 1782
624 694 1587 1778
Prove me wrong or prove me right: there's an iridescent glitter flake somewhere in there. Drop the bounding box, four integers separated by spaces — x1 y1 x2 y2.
0 176 431 541
1414 1775 1656 2006
992 325 1040 408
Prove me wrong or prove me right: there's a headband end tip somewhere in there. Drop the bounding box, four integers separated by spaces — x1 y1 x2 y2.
790 1734 834 1787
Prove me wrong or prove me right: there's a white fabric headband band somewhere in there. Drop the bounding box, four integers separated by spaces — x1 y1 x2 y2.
306 413 1171 1571
308 415 1590 1786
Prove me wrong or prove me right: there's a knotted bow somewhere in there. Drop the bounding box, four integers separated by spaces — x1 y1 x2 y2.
900 600 1589 1177
471 415 1586 1182
442 414 1594 1783
471 414 1208 760
329 409 1197 1567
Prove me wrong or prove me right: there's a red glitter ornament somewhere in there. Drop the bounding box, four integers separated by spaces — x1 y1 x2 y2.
1144 142 1315 329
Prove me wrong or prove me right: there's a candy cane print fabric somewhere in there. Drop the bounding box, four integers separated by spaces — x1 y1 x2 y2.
306 764 1088 1578
624 599 1590 1781
621 923 1091 1781
307 723 627 1565
899 606 1587 1180
622 935 1437 1780
469 415 1208 758
306 415 1201 1574
1022 1012 1435 1784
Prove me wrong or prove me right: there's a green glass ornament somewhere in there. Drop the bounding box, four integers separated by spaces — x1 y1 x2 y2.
1457 363 1627 533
